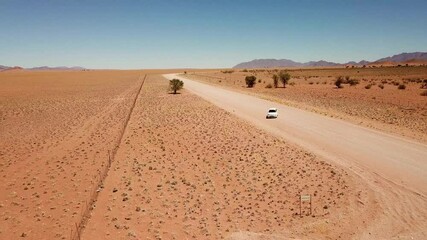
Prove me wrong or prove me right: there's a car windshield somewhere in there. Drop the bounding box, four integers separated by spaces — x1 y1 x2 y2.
269 109 277 113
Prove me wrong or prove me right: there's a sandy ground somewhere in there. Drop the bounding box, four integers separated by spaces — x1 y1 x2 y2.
81 75 376 240
1 69 425 239
181 67 427 143
165 73 427 239
0 70 144 239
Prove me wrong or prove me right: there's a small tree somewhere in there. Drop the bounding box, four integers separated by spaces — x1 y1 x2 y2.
245 75 256 88
169 78 184 94
272 74 279 88
278 70 291 88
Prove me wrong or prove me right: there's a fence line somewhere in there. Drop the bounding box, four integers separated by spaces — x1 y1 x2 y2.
70 74 147 240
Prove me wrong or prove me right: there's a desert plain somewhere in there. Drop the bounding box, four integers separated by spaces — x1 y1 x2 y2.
0 66 426 239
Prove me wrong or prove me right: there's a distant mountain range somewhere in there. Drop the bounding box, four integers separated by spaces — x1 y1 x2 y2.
0 65 86 71
233 52 427 68
28 66 86 71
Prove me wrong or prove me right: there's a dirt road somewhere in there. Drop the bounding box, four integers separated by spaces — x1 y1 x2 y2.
164 73 427 238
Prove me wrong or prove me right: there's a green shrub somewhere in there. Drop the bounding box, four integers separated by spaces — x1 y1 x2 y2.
245 75 256 88
169 79 184 94
278 70 291 87
272 74 279 88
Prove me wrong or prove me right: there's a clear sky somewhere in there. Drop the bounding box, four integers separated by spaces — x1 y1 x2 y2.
1 0 426 69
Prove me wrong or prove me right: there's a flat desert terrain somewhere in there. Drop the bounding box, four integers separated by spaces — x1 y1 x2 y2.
1 69 426 239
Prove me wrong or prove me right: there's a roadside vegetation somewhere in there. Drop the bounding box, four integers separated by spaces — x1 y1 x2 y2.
169 78 184 94
245 75 256 88
278 70 291 87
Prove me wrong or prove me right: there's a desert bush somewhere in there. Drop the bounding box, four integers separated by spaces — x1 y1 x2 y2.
421 90 427 96
278 70 291 87
169 79 184 94
398 84 406 90
365 84 372 89
258 79 262 83
421 80 427 89
348 78 360 86
241 69 248 72
378 84 384 89
335 76 344 88
272 74 279 88
289 82 296 86
309 81 314 85
221 70 234 74
245 75 257 88
265 83 273 88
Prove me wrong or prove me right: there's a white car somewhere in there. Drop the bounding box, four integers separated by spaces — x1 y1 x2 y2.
266 108 278 119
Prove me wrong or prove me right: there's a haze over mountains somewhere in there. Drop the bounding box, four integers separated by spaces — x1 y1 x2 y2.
233 52 427 68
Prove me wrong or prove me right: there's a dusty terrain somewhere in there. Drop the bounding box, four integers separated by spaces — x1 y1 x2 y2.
181 66 427 143
0 70 144 239
82 75 370 239
166 73 427 239
1 69 425 239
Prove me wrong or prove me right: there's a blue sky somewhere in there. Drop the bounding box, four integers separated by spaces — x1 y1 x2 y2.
1 0 426 69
